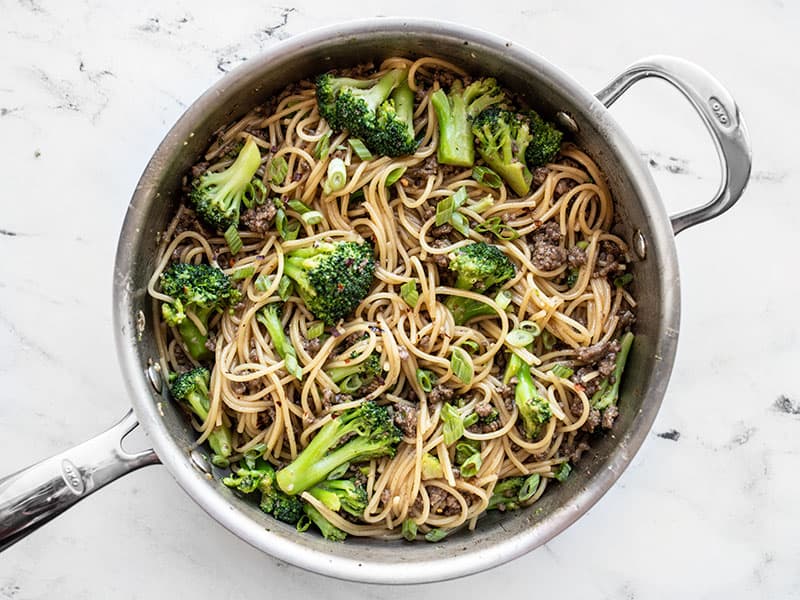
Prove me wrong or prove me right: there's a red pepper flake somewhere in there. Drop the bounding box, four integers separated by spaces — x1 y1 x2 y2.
575 383 585 393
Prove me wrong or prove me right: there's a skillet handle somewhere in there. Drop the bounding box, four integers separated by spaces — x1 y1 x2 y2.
595 55 752 235
0 410 158 552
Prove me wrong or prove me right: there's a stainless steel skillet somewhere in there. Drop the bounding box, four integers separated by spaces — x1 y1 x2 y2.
0 18 751 584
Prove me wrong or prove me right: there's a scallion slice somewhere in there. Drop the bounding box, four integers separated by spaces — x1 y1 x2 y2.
400 279 419 308
518 473 540 501
348 138 373 160
231 264 255 281
385 166 406 187
460 452 482 478
450 346 473 384
254 274 272 292
307 321 325 339
224 225 243 255
416 368 434 393
507 328 535 348
495 289 512 310
268 155 288 185
278 275 293 300
301 210 324 225
326 157 347 193
472 165 503 188
551 364 574 379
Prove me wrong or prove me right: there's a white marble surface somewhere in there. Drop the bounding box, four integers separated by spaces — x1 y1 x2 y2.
0 0 797 597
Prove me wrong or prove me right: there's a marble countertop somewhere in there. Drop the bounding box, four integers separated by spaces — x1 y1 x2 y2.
1 1 797 598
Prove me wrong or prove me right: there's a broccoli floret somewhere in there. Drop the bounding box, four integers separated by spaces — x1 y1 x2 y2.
189 136 262 232
443 242 516 325
369 79 417 156
222 455 303 524
308 478 368 518
431 78 505 167
170 367 232 466
525 110 563 168
276 401 401 495
325 352 382 397
160 262 241 361
472 108 534 197
487 477 524 511
449 242 515 292
255 303 303 380
283 240 376 325
504 352 552 439
303 504 347 541
315 69 417 157
591 332 634 410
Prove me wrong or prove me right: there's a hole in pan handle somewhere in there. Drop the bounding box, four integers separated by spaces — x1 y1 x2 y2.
595 55 752 235
0 409 159 552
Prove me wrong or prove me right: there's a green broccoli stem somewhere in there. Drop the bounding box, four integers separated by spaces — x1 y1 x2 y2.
353 68 405 114
208 426 233 464
257 305 302 380
444 296 496 325
431 86 474 167
304 504 347 541
277 435 390 495
177 306 213 361
591 332 635 410
326 363 361 384
392 80 415 141
308 486 342 512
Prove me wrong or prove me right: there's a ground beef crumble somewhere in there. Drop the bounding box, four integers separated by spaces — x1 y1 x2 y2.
529 221 567 271
241 201 277 233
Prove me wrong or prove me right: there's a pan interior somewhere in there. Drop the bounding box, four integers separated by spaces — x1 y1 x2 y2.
113 19 679 584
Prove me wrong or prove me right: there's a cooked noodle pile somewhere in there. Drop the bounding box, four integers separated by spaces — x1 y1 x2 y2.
148 56 636 540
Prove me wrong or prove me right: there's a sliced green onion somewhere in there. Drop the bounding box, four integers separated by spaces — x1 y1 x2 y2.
507 328 535 348
450 346 473 385
231 264 255 281
518 320 541 336
462 412 478 428
224 225 243 255
541 329 556 350
435 187 468 226
385 166 406 187
576 240 589 250
495 289 512 310
278 275 293 300
435 196 455 227
441 403 464 445
314 131 331 159
460 340 480 354
287 199 311 214
450 212 470 237
268 155 288 185
307 321 325 340
421 453 442 479
254 274 272 292
614 272 633 288
326 157 347 193
554 462 572 482
424 528 448 543
348 138 373 161
301 210 324 225
340 374 363 394
455 440 479 464
275 209 300 241
470 195 494 214
518 473 540 501
460 452 482 478
400 279 419 308
296 515 311 532
472 165 503 188
416 368 434 393
452 186 468 208
402 519 418 542
474 216 520 241
551 364 574 379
